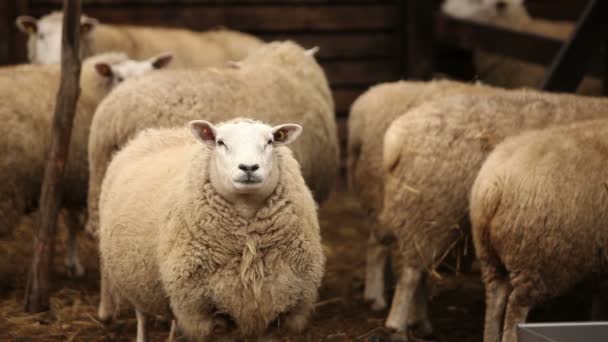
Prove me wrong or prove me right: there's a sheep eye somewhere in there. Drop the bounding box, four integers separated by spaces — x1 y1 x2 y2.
267 139 273 145
116 76 124 83
217 140 226 147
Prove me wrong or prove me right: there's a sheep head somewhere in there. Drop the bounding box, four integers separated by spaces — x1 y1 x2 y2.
189 119 302 199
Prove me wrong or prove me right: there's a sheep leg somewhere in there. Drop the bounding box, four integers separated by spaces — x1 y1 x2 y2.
0 193 25 237
501 290 531 342
171 307 214 341
407 272 433 338
85 162 105 237
283 300 313 333
168 319 177 342
364 231 388 311
63 210 85 277
136 309 149 342
483 276 510 342
385 266 422 335
98 269 114 322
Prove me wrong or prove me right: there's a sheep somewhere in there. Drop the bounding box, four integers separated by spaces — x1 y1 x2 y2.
86 41 338 237
377 90 608 339
16 11 263 67
470 119 608 342
441 0 602 95
98 118 325 341
0 51 172 276
348 79 499 322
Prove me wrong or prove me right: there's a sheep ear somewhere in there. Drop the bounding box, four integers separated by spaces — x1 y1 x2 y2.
16 16 38 35
149 52 173 69
305 46 319 57
272 124 302 146
80 17 98 35
95 63 113 78
189 120 217 146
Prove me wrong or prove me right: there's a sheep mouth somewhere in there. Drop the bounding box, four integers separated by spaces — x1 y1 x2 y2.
234 175 262 185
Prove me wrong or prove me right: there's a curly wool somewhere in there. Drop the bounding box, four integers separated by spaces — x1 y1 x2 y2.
87 41 338 235
99 127 324 338
347 79 497 219
0 52 128 235
471 119 608 299
380 90 608 270
39 12 263 69
470 119 608 342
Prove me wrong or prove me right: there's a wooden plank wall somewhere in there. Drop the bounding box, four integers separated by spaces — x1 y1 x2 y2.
1 0 404 121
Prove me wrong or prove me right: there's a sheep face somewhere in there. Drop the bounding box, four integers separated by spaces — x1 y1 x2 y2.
16 12 98 64
189 120 302 195
94 52 173 86
441 0 524 20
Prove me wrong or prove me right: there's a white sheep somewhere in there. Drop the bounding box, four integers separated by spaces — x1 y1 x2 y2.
16 11 263 67
347 79 498 321
0 51 172 276
377 90 608 340
470 119 608 342
441 0 602 95
86 41 338 237
98 118 325 341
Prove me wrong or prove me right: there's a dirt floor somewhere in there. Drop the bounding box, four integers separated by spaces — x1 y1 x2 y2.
0 188 594 341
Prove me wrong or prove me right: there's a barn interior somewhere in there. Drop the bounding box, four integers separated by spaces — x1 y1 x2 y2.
0 0 605 341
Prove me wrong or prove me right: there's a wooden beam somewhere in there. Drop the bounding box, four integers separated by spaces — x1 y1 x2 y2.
24 0 82 313
435 14 563 67
28 4 399 32
403 0 435 80
542 0 608 92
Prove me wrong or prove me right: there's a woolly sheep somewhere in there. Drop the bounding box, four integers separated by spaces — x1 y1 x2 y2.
98 119 325 341
0 51 172 275
86 41 338 236
348 79 498 321
470 119 608 342
441 0 601 95
378 91 608 339
16 11 263 67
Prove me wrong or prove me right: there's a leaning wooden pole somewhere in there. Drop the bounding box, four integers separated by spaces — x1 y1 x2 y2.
24 0 82 313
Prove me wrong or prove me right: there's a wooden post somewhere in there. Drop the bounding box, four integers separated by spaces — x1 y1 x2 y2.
24 0 82 313
403 0 435 80
542 0 608 92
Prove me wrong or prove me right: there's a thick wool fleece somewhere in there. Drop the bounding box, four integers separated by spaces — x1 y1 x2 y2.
99 127 325 339
347 79 498 219
87 41 337 234
380 90 608 269
38 12 263 69
0 53 128 235
470 119 608 342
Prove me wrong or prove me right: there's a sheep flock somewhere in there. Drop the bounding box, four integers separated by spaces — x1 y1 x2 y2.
1 2 607 342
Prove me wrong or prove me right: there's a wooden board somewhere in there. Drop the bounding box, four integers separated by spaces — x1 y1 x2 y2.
28 5 399 32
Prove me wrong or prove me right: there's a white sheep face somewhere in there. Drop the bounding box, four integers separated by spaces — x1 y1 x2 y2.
94 52 173 86
16 13 98 64
441 0 524 20
189 120 302 195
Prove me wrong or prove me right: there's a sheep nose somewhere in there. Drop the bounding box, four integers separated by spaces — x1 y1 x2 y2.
238 164 259 172
496 1 507 11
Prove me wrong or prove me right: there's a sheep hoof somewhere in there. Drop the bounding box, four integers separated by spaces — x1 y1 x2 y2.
408 321 434 340
97 304 113 323
284 312 309 333
65 259 85 278
368 298 387 311
388 331 409 342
